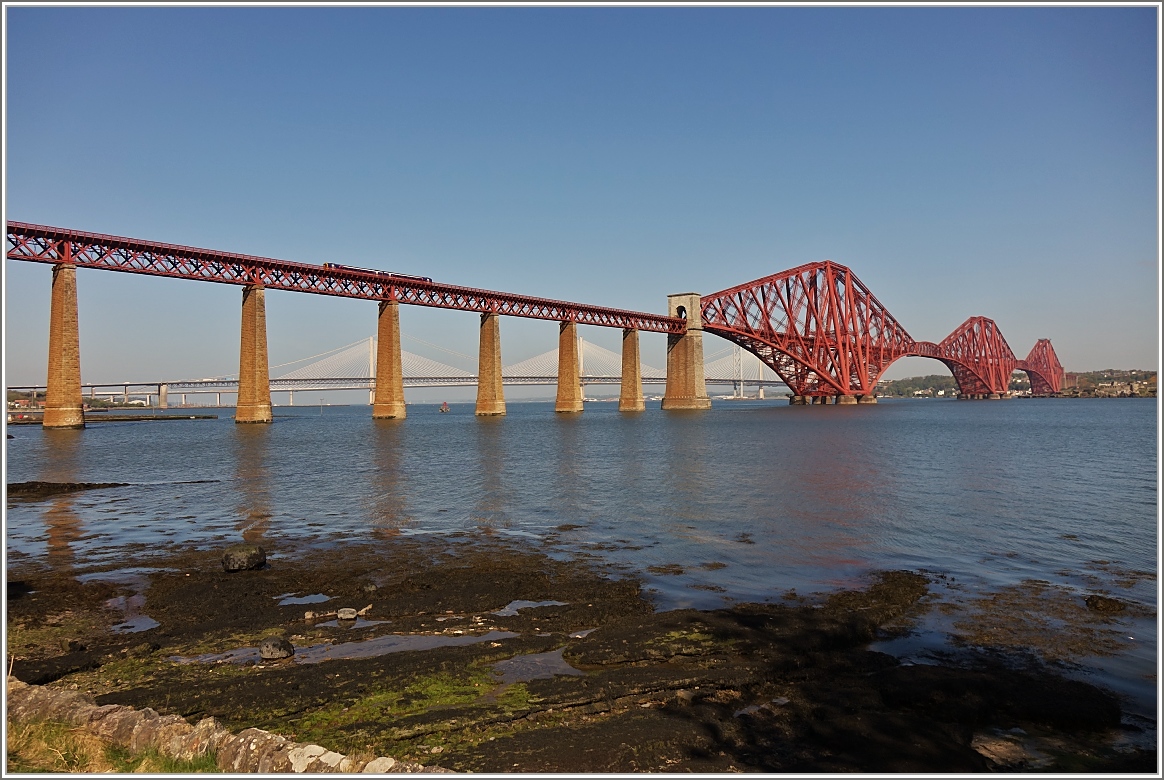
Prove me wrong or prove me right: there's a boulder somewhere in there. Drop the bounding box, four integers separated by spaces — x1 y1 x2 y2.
222 544 266 573
258 636 294 660
1084 594 1126 613
337 608 358 621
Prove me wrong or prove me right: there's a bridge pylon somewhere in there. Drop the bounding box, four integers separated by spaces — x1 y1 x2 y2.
661 293 711 411
372 301 407 419
475 313 506 416
44 259 85 429
619 328 645 412
235 284 273 423
555 321 584 413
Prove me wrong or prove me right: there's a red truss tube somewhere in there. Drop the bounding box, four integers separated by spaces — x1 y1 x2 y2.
1017 339 1064 395
6 222 684 334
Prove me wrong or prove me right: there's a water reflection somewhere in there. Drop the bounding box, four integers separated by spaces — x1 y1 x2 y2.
554 414 585 525
233 425 272 544
659 413 716 540
40 429 85 568
775 409 887 569
369 420 410 537
472 418 509 531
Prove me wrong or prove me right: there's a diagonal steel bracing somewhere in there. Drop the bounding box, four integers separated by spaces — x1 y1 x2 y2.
701 262 1063 397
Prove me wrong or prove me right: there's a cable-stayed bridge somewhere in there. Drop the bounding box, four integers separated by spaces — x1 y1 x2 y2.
162 335 786 400
9 335 786 406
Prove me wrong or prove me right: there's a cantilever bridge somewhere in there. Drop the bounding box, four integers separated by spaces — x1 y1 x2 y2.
6 221 1063 426
701 262 1063 399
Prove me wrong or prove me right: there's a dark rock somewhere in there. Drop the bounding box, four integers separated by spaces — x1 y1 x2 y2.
222 544 266 573
60 639 88 653
1084 594 1126 613
6 481 130 500
258 636 294 660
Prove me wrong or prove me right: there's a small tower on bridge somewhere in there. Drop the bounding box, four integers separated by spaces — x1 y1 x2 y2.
661 293 711 410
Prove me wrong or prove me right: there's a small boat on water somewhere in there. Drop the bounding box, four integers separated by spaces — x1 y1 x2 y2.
439 402 450 413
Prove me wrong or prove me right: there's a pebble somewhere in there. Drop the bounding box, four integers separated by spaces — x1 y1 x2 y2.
222 544 266 573
337 608 358 621
258 636 295 660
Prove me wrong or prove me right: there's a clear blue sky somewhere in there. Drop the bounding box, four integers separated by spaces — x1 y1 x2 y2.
4 7 1159 396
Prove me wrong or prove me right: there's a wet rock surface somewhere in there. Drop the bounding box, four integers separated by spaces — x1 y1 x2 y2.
222 544 266 573
5 537 1155 773
258 636 295 660
1085 594 1127 613
6 481 130 500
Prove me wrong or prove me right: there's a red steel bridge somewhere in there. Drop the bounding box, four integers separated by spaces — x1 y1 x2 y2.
701 261 1063 398
6 221 1062 400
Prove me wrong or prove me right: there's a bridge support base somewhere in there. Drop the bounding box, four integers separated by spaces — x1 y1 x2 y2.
236 284 273 424
836 394 858 405
661 293 711 411
476 313 506 416
44 262 85 429
555 321 584 413
987 393 1002 400
158 384 168 409
789 395 807 405
373 301 407 419
857 394 878 404
619 328 645 412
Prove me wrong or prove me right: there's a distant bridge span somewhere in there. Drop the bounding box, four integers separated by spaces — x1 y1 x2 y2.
7 221 1062 426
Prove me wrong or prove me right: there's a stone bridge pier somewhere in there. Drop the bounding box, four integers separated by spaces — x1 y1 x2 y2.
555 321 584 413
44 259 85 429
475 313 506 416
619 328 645 412
661 293 711 410
235 285 273 423
373 301 407 419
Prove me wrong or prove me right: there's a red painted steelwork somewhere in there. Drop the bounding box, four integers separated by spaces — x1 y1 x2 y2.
6 222 685 334
701 262 1063 397
1017 339 1064 395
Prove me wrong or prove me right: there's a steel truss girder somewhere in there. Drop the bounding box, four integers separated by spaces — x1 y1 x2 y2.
6 222 684 334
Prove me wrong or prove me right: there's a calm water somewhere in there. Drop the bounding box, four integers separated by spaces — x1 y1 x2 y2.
5 397 1159 719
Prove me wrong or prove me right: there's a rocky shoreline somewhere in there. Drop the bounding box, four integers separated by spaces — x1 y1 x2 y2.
5 533 1156 772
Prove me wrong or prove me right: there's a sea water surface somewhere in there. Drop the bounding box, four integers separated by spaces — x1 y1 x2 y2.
5 397 1158 722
